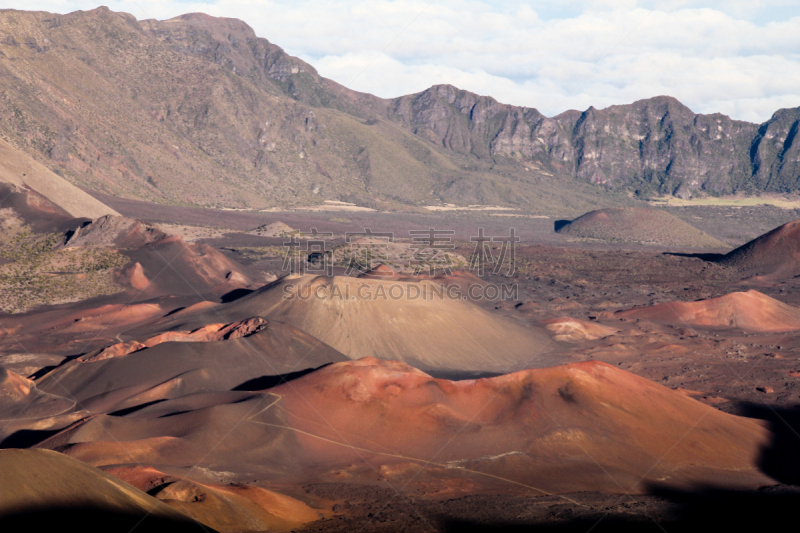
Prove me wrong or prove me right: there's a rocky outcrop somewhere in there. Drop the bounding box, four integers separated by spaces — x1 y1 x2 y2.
64 215 166 249
750 108 800 193
0 7 797 207
389 87 763 197
78 317 269 363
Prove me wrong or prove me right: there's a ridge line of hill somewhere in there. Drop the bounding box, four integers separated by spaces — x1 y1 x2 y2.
0 6 798 211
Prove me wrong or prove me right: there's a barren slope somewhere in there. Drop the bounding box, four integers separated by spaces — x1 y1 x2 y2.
1 8 797 209
0 8 612 211
35 358 771 495
718 219 800 278
0 137 117 219
0 449 203 531
557 207 727 248
170 274 555 372
29 320 346 417
613 290 800 332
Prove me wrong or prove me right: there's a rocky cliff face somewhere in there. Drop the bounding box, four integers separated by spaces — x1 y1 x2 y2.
565 98 758 197
388 88 763 198
750 108 800 193
0 7 797 210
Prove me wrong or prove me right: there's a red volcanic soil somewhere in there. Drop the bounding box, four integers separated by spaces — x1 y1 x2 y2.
542 317 619 342
613 290 800 332
78 340 148 363
0 367 76 440
0 366 33 401
126 235 254 296
556 207 727 248
272 358 769 493
78 317 269 363
115 261 150 290
36 358 770 496
718 219 800 279
0 367 79 437
59 215 256 297
143 316 268 344
0 300 170 357
104 465 320 532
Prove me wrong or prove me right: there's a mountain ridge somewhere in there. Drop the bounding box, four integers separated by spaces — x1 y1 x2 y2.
0 6 798 210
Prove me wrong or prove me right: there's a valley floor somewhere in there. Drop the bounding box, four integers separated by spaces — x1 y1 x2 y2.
4 199 800 532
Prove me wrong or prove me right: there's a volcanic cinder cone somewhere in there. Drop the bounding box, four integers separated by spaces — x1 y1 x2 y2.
37 358 771 495
718 219 800 279
613 290 800 332
557 207 727 248
58 214 254 297
175 275 555 373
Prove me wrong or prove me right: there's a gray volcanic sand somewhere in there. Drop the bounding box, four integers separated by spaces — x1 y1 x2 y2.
555 207 727 247
161 275 557 373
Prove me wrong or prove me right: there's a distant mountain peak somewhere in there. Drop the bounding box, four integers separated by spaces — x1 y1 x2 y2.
0 7 797 210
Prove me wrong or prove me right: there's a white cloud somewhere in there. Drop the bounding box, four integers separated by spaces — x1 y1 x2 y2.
4 1 800 122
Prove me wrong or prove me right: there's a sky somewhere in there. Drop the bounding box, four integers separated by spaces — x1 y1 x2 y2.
6 1 800 123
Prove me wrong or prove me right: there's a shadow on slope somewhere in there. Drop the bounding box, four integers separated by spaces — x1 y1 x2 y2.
220 288 255 303
232 366 323 391
442 400 800 532
440 487 800 532
553 219 571 232
0 506 211 533
663 251 727 261
0 428 62 449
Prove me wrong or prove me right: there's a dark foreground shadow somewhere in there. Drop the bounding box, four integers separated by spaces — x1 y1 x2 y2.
738 402 800 484
440 486 800 532
0 506 213 532
442 400 800 532
0 428 62 449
